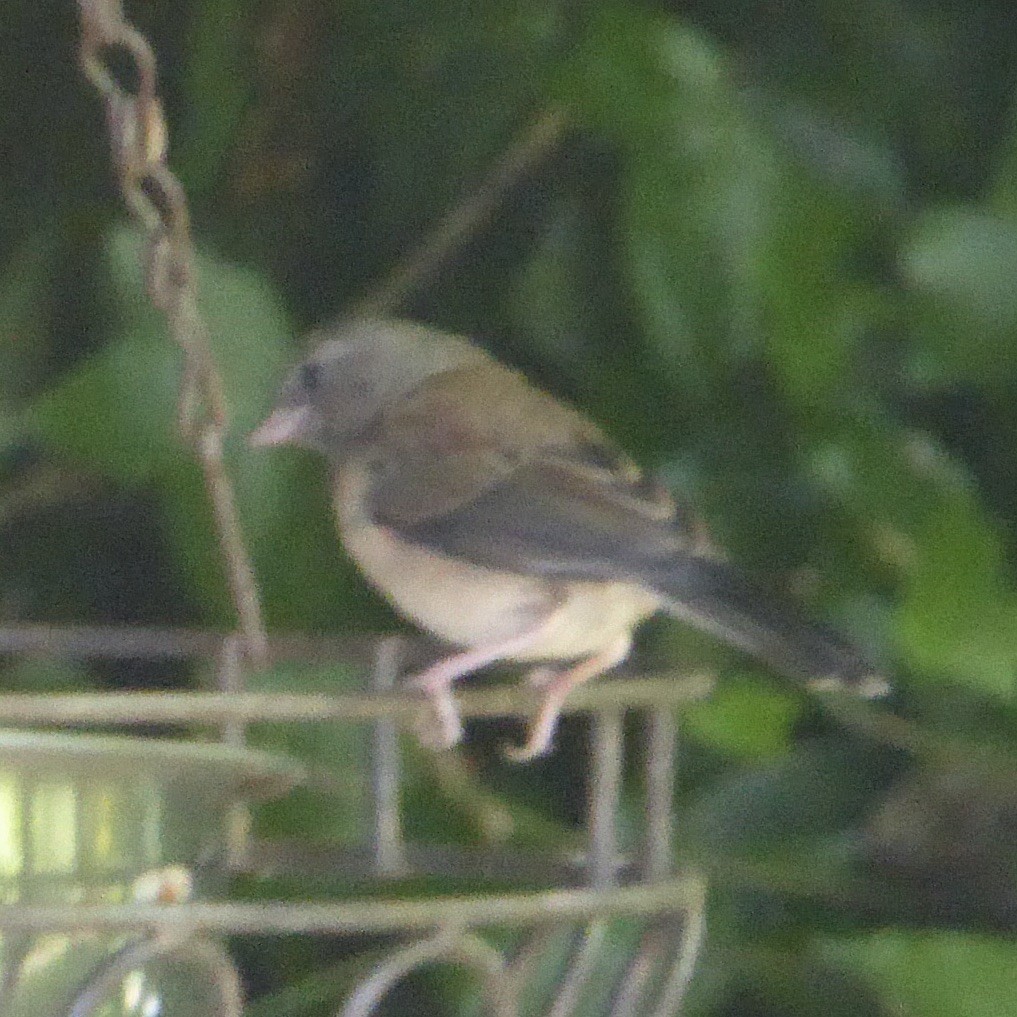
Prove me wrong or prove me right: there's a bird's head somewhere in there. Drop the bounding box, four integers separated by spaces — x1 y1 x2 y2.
249 318 484 459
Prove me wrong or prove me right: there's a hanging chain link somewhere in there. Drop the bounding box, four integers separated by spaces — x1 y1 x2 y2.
76 0 268 666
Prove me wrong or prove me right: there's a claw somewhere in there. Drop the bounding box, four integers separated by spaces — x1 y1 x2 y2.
413 684 464 749
503 635 632 763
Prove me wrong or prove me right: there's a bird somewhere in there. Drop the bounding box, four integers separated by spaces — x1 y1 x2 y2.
250 318 887 759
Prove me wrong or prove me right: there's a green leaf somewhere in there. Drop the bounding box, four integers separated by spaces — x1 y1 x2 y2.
562 4 777 389
902 206 1017 322
824 932 1017 1017
29 224 305 620
1 658 92 693
758 171 881 413
988 94 1017 221
685 678 802 760
808 423 1017 696
29 327 182 483
31 224 291 477
356 0 555 245
896 493 1017 698
900 206 1017 384
685 744 890 860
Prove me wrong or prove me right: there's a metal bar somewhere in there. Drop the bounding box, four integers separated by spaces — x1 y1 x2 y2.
340 927 516 1017
0 623 376 662
245 838 602 885
643 709 678 882
217 635 250 869
0 676 711 728
369 637 406 877
0 878 703 935
587 709 624 888
67 935 243 1017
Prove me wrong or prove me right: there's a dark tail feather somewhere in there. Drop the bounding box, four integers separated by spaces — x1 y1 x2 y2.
648 556 888 697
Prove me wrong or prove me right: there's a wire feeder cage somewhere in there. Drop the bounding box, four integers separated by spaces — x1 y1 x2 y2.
0 2 711 1014
0 626 710 1017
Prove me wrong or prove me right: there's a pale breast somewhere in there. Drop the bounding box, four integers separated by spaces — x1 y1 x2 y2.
334 467 661 661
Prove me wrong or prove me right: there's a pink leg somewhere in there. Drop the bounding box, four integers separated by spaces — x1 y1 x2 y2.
406 621 562 749
506 634 633 762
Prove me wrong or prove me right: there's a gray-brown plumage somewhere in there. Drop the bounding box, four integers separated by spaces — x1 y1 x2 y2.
251 318 886 757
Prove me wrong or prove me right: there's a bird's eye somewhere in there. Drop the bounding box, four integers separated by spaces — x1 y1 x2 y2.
299 362 323 391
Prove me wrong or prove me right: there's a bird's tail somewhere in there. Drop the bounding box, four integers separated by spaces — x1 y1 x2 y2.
647 555 888 697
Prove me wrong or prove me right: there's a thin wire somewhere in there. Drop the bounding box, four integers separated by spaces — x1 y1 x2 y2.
339 927 516 1017
648 877 708 1017
0 622 376 662
218 635 251 869
543 923 607 1017
352 108 567 318
608 926 668 1017
67 935 243 1017
246 838 594 885
217 635 246 747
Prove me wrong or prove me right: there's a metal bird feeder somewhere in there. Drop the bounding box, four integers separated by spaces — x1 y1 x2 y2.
0 626 709 1017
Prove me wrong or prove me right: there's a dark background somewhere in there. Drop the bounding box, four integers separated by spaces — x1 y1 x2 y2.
4 1 1017 1013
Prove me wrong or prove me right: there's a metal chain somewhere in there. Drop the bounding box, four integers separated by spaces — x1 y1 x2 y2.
76 0 268 666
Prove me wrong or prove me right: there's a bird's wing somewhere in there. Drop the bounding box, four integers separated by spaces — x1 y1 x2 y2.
359 360 701 578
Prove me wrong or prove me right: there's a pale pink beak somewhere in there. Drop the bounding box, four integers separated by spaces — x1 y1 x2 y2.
248 406 312 448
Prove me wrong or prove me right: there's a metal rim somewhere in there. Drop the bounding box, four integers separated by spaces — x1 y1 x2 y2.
0 729 304 800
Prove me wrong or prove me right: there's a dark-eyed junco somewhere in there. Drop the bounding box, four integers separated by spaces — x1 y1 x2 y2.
251 319 887 758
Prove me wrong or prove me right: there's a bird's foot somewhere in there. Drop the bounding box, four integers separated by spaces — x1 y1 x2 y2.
405 661 466 749
503 668 575 762
401 625 568 752
503 636 633 763
412 685 464 750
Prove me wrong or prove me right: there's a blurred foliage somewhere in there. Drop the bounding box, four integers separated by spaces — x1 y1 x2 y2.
5 0 1017 1013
